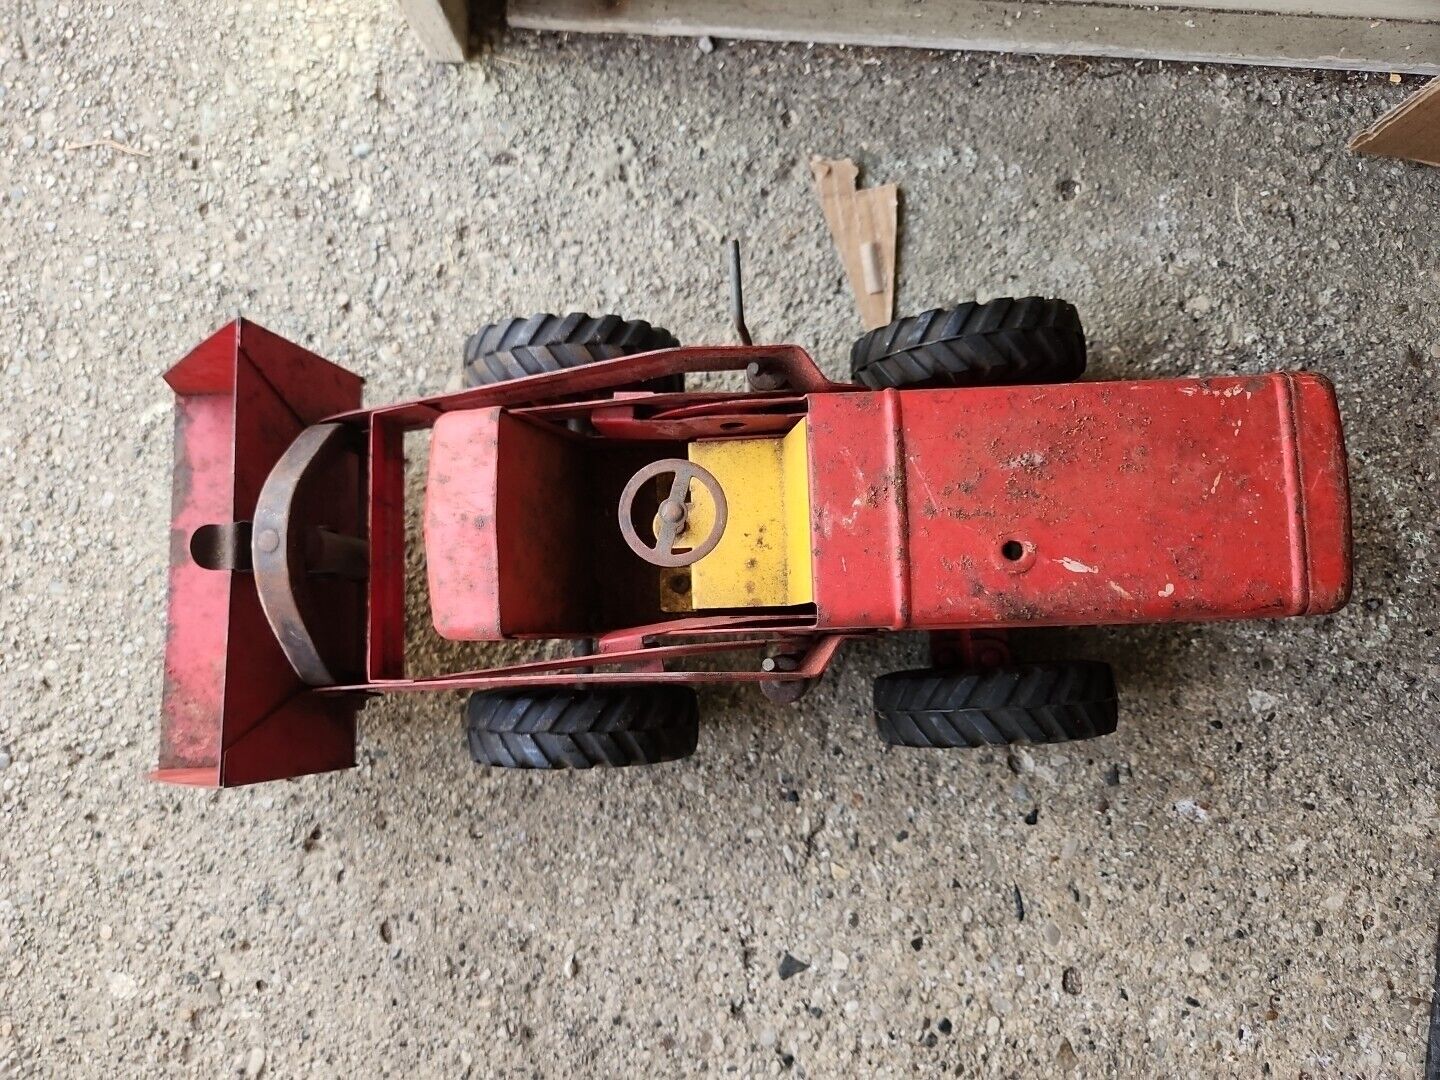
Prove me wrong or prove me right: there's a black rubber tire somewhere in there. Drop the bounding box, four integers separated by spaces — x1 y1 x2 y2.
463 312 683 392
465 685 700 769
873 662 1117 748
850 297 1086 390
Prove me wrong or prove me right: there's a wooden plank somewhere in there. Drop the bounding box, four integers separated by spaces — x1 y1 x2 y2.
1350 78 1440 167
508 0 1440 76
399 0 469 62
1081 0 1434 19
810 158 897 332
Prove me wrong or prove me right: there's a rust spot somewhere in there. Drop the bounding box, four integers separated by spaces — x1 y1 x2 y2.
1004 476 1041 501
991 591 1042 621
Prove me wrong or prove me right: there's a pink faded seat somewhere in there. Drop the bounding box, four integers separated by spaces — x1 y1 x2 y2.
424 408 593 641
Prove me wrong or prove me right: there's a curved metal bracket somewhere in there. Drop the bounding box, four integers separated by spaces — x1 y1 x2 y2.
253 423 366 686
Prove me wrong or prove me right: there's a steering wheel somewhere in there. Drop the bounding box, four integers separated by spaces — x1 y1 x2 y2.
618 459 729 568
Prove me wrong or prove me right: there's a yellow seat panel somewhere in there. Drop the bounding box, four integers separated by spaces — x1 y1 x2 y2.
686 420 812 609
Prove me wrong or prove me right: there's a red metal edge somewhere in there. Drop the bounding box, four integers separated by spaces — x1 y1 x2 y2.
321 632 849 694
331 345 841 428
1286 372 1353 614
149 766 222 787
367 413 410 680
159 323 242 779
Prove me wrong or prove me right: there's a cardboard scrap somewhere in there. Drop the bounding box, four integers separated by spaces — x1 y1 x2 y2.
1349 78 1440 168
810 157 898 331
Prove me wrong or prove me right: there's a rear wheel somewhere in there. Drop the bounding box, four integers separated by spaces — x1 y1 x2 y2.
465 684 700 769
463 312 684 392
850 297 1085 390
873 661 1117 748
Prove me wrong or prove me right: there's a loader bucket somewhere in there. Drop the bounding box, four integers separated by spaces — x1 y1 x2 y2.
156 319 365 787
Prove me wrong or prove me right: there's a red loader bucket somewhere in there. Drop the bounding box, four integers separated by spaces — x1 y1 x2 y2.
156 320 365 787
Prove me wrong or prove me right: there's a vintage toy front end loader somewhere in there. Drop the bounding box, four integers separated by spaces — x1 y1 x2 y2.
156 284 1350 785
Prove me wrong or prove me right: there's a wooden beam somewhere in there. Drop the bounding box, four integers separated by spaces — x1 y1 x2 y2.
399 0 469 62
1120 0 1432 17
507 0 1440 76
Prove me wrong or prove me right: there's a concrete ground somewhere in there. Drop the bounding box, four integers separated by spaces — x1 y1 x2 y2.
1 2 1437 1076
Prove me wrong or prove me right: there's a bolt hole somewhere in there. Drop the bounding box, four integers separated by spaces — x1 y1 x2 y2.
1001 540 1025 562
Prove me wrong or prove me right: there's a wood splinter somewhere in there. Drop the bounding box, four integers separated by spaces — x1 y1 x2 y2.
810 156 898 330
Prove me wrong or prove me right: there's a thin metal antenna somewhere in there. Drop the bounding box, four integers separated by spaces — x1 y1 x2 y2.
728 238 752 347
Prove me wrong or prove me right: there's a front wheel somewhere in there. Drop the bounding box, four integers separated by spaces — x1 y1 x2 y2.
873 661 1117 748
850 297 1086 390
465 684 700 769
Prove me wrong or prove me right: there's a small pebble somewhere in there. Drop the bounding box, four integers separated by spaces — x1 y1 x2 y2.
696 36 715 54
831 950 849 972
777 953 808 980
1174 799 1210 823
1247 689 1279 714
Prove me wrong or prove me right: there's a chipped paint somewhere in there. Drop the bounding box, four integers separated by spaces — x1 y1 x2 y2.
811 374 1349 631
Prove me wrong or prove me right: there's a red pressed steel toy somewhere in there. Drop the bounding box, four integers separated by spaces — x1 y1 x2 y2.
156 288 1351 785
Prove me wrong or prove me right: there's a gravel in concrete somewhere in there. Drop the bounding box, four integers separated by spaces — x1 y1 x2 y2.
1 3 1437 1076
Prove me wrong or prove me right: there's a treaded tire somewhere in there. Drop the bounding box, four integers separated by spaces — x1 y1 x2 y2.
465 685 700 769
850 297 1085 390
463 312 683 391
873 662 1117 748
